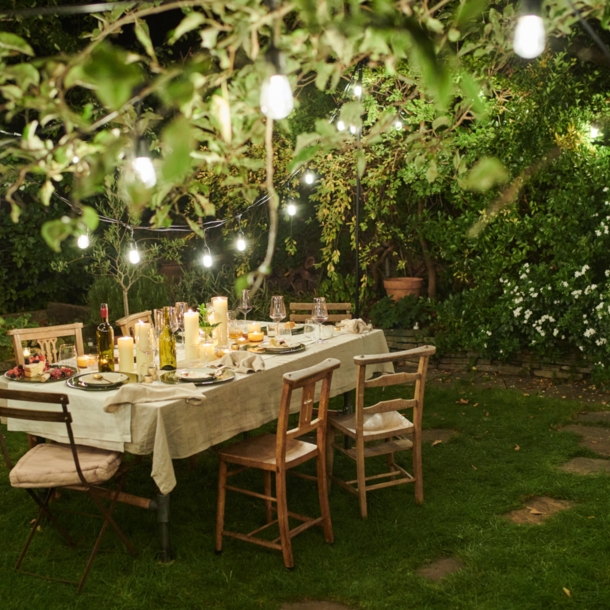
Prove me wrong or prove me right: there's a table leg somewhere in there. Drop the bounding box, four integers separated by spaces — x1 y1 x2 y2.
343 390 354 450
156 492 171 562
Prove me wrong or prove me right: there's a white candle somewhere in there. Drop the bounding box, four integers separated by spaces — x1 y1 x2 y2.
23 347 31 358
247 322 261 333
117 336 135 373
199 342 216 362
184 310 200 360
135 321 153 373
212 296 228 346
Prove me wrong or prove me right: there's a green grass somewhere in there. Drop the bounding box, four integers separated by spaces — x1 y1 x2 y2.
2 382 610 609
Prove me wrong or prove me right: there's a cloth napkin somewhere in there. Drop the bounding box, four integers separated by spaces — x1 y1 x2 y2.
210 351 265 373
363 411 411 432
104 383 206 413
337 318 372 334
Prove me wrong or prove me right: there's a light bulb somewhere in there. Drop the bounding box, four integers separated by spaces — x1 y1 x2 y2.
337 120 346 131
286 202 297 216
394 120 403 130
128 243 140 264
203 251 213 268
72 155 80 164
132 156 157 188
590 125 601 139
513 15 545 59
304 171 315 185
260 74 294 120
354 84 363 98
77 233 89 249
349 125 359 135
237 234 247 252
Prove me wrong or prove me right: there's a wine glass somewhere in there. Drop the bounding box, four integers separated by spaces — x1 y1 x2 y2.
175 302 188 346
269 296 286 337
153 308 164 336
58 344 77 368
239 289 252 321
312 297 329 343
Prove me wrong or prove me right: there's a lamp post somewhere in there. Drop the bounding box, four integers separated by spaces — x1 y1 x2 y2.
354 61 364 319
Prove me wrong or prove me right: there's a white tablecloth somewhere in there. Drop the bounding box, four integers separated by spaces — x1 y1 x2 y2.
2 329 392 494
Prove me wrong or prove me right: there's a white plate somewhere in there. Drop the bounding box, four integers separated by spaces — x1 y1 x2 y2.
175 368 216 381
79 372 129 386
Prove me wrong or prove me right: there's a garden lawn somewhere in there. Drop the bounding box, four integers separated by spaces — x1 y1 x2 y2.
2 382 610 610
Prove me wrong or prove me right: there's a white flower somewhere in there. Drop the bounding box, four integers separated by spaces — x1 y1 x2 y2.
604 187 609 192
596 230 602 237
596 302 605 310
553 328 559 336
583 264 590 272
413 323 419 330
579 345 584 351
524 309 532 320
575 271 582 278
571 290 582 298
514 297 523 304
562 281 569 287
513 307 523 317
531 292 538 298
486 330 492 336
519 273 527 280
596 338 607 346
584 328 596 338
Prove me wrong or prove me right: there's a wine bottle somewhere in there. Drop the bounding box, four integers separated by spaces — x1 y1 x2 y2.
96 303 114 372
159 306 177 370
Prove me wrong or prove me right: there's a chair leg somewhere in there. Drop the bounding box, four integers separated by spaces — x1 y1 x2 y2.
355 438 368 518
263 471 273 523
275 471 294 569
413 433 424 505
325 426 336 491
215 460 228 553
316 452 333 544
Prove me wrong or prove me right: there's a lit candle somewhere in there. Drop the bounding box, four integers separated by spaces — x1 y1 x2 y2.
183 309 200 360
247 322 261 333
77 355 90 369
248 331 264 343
199 342 216 362
211 296 228 346
23 347 31 358
117 336 135 373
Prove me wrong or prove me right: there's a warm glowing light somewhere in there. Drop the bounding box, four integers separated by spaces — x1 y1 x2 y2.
77 233 89 249
286 202 297 216
128 242 140 264
260 74 294 120
304 171 315 185
237 233 247 252
203 250 213 267
513 15 545 59
132 156 157 188
354 84 363 98
590 125 601 139
72 155 80 164
337 120 346 131
349 125 358 135
394 120 403 130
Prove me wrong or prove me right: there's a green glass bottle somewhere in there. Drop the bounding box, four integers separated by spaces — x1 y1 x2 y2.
96 303 114 372
159 306 177 370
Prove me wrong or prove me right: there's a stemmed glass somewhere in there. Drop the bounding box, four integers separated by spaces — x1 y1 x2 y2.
175 302 188 347
312 297 329 343
269 296 286 337
239 289 252 321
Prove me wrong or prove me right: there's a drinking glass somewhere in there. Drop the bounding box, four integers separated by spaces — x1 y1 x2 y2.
269 296 286 337
136 326 156 380
312 297 329 343
58 344 77 368
175 302 188 346
239 289 252 321
153 308 164 337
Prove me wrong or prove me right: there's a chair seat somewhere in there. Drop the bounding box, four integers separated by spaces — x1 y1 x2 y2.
329 410 413 438
219 433 318 470
10 443 121 489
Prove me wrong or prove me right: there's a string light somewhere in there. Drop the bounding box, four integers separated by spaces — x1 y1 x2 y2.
303 170 315 185
236 231 247 252
286 201 297 216
394 119 403 130
590 125 601 139
337 120 346 131
260 46 294 120
349 125 358 135
513 0 545 59
132 138 156 188
128 239 140 264
353 83 363 98
202 247 213 267
77 231 89 249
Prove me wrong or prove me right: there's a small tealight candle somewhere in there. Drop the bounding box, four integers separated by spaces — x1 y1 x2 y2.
23 348 31 358
143 375 153 384
77 355 90 369
248 322 261 333
200 342 216 362
248 331 264 343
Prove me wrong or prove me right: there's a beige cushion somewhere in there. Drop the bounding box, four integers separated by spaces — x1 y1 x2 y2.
330 411 413 437
9 443 121 488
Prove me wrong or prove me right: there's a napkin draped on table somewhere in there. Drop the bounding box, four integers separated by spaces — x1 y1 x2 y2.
337 318 372 334
210 351 265 373
104 384 206 413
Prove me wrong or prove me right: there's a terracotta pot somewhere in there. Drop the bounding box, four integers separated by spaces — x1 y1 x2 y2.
383 277 423 301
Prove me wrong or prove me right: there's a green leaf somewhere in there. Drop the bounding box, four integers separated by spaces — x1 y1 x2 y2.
39 180 54 206
135 20 157 61
5 63 39 89
41 219 71 252
432 116 450 130
186 217 204 238
456 0 489 27
459 73 486 115
425 160 438 183
356 150 366 179
161 116 195 183
81 205 100 231
169 12 205 45
462 157 509 192
0 33 34 56
200 28 219 49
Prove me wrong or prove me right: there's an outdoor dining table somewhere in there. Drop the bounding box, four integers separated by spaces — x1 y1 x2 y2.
0 327 393 560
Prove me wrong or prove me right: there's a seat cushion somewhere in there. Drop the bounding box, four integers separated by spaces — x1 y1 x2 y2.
330 411 413 437
9 443 121 489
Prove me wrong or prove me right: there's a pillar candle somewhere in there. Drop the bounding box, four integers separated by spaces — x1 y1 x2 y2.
117 336 135 373
199 342 216 362
135 321 153 373
183 309 200 360
247 322 261 333
211 296 228 346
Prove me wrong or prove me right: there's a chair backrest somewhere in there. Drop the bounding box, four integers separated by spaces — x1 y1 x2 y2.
115 311 153 337
354 346 436 434
0 389 88 486
276 358 341 465
6 323 85 365
289 303 352 323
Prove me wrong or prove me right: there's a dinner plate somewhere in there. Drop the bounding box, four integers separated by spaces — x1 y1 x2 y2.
78 372 129 386
159 369 236 385
67 372 136 392
175 368 217 382
4 365 77 384
247 343 306 355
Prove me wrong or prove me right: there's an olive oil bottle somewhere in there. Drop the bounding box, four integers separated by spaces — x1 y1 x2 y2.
159 306 177 370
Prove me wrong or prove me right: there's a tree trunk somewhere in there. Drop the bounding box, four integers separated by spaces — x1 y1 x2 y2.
122 287 130 318
417 200 436 300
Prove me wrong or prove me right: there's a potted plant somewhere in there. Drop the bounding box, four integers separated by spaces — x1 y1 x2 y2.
383 260 424 301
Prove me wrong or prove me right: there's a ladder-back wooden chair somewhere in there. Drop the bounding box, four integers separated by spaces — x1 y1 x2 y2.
0 389 138 593
7 323 85 365
115 311 153 338
215 357 341 569
289 302 352 323
326 345 436 518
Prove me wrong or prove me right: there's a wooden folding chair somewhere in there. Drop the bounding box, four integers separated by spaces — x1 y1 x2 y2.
215 358 341 569
289 302 352 323
115 311 153 338
7 323 85 365
0 389 138 593
327 345 436 518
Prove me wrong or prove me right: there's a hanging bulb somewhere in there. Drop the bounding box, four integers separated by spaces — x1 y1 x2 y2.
349 125 358 135
354 83 363 98
260 47 294 120
286 201 297 216
304 171 315 185
128 240 140 264
202 248 213 268
77 232 89 249
513 6 545 59
236 232 247 252
132 138 156 188
394 119 403 130
337 120 346 131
